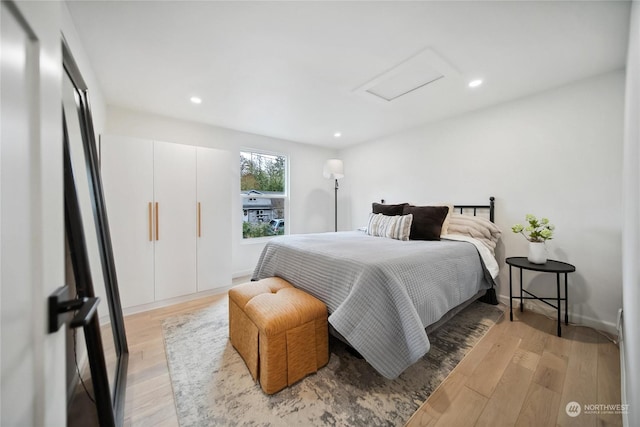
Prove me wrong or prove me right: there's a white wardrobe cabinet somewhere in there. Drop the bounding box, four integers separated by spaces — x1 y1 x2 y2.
101 135 155 308
153 141 197 300
196 147 232 292
100 135 231 309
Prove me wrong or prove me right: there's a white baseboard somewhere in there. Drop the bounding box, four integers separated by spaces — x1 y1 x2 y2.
121 273 256 317
497 294 618 336
233 269 255 279
122 285 233 317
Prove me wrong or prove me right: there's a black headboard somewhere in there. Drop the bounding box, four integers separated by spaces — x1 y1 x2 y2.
453 196 495 223
376 196 495 223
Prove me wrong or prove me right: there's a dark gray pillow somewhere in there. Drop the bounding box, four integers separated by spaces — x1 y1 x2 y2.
372 202 408 216
402 205 449 241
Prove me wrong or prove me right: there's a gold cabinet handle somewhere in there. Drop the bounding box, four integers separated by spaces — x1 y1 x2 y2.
197 202 202 237
148 202 153 241
155 202 159 240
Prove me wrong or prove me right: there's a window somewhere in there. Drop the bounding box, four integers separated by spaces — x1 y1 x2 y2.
240 151 287 239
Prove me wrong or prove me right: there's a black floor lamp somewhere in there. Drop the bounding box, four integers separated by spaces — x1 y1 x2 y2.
323 159 344 232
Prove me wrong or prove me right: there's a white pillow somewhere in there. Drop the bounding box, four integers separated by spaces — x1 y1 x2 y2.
367 213 413 241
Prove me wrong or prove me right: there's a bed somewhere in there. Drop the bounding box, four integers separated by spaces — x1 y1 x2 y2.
251 198 500 379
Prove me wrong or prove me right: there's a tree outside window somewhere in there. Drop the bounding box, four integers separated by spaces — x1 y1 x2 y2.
241 151 287 239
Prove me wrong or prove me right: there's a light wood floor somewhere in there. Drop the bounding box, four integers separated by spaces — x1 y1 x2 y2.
120 294 621 427
121 294 226 427
406 307 622 427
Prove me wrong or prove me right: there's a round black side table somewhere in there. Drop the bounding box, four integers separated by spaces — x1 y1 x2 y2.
505 257 576 337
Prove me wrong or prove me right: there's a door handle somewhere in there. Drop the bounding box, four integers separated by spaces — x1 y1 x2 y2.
48 286 100 333
155 202 159 240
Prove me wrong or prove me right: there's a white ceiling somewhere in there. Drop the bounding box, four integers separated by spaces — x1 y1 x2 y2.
67 1 631 149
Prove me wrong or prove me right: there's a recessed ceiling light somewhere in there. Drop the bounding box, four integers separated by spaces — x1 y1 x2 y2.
190 96 202 104
334 132 342 138
468 79 483 88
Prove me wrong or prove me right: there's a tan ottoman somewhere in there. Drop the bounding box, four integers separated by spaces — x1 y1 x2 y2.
228 277 329 394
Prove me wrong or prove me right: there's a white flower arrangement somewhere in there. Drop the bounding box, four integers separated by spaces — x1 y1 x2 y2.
512 214 554 243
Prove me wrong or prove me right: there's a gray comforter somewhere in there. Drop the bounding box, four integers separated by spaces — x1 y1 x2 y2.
252 231 491 379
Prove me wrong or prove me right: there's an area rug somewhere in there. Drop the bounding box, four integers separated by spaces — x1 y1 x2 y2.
162 297 504 427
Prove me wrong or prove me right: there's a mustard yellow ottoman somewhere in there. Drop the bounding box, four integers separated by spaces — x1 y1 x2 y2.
228 277 329 394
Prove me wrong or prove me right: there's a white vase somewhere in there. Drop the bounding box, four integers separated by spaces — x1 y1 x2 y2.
528 241 547 264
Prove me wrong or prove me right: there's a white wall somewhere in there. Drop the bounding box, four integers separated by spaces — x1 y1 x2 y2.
61 2 106 137
106 106 337 276
622 2 639 425
61 0 113 314
340 70 625 333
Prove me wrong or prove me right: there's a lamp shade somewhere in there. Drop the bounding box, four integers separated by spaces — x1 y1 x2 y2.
323 159 344 180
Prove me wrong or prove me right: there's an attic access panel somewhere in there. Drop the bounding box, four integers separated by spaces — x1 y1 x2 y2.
366 64 444 101
355 47 460 102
